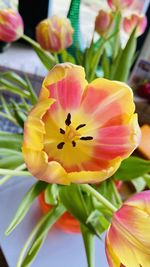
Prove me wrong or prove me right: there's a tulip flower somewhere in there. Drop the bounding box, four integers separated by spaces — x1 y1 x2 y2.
36 15 74 53
106 190 150 267
107 0 133 10
0 9 23 42
123 13 147 37
22 63 140 185
95 10 113 37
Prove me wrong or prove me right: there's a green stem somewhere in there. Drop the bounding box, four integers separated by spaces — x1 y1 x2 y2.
81 184 117 213
53 53 59 64
80 224 95 267
0 164 26 186
22 34 55 64
0 169 31 176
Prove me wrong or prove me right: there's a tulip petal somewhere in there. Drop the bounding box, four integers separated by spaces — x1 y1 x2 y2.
67 158 121 184
22 147 68 184
40 63 87 111
92 114 140 161
81 78 135 127
105 233 121 267
23 98 55 150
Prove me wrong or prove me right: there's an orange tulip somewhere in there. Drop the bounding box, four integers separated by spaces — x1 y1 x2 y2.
36 15 74 53
0 9 23 42
107 0 133 10
22 63 140 185
95 10 113 37
123 13 147 37
106 190 150 267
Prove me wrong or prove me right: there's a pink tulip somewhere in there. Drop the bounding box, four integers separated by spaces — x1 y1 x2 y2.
106 190 150 267
107 0 133 10
22 63 140 185
36 15 74 53
0 9 24 42
123 13 147 37
95 10 113 37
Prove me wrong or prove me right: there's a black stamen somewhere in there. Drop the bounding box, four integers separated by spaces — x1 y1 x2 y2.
57 142 65 149
60 128 65 134
72 141 76 147
76 124 86 130
80 136 93 141
65 113 71 126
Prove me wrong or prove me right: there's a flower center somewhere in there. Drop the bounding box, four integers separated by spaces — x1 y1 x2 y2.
57 113 93 149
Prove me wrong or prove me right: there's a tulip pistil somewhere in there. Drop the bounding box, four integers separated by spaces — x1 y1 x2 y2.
57 113 93 149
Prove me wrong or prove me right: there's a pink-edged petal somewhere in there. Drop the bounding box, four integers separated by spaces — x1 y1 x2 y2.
40 63 87 111
92 114 140 161
105 232 121 267
81 78 135 127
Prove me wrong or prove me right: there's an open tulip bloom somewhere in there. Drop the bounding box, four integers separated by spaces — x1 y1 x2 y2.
23 63 140 185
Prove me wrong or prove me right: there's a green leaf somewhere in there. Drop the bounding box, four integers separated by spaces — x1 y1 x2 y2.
132 177 146 192
11 100 26 128
0 78 30 98
60 50 76 64
5 181 48 235
0 148 22 156
0 155 24 169
18 204 66 267
86 210 109 234
1 71 28 89
44 184 59 206
144 174 150 188
96 179 122 208
80 224 95 267
114 156 150 181
59 184 99 236
111 28 136 82
0 131 22 150
21 35 56 71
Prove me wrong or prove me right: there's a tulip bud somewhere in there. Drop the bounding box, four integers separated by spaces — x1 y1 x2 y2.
95 10 113 37
106 190 150 267
36 15 74 53
0 9 24 42
123 13 147 37
107 0 133 10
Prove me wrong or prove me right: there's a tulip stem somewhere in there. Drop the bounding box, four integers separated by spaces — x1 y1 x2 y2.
22 34 56 65
81 184 118 213
0 168 31 176
0 164 26 186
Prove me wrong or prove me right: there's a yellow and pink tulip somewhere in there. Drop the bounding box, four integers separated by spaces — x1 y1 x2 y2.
22 63 140 185
95 10 113 37
36 15 74 53
0 9 23 42
106 190 150 267
107 0 133 10
123 13 147 37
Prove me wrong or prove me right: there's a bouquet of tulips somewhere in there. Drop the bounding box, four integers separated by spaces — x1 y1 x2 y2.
0 0 150 267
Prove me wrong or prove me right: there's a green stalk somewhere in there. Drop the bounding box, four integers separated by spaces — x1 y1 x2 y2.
81 184 117 213
0 169 31 176
80 224 95 267
0 164 26 186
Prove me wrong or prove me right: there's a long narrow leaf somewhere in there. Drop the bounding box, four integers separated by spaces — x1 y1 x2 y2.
17 204 66 267
5 181 48 235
